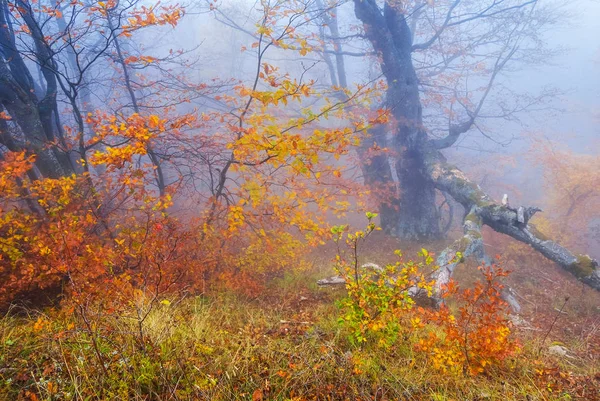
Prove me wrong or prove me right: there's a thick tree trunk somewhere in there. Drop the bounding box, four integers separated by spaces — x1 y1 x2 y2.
354 0 442 240
0 63 66 178
0 1 73 178
395 153 440 239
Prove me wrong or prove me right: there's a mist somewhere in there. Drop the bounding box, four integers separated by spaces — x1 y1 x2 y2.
0 0 599 399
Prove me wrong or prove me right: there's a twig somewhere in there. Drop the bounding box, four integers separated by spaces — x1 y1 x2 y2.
538 296 569 354
279 320 312 325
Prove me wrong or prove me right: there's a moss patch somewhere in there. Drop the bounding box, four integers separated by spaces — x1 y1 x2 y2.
464 212 482 226
528 224 550 241
569 255 597 278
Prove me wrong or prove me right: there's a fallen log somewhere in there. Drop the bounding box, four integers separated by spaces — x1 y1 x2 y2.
425 149 599 300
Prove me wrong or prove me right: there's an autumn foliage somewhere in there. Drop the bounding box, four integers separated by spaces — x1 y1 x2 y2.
415 263 520 375
332 218 519 375
1 1 599 399
0 0 389 310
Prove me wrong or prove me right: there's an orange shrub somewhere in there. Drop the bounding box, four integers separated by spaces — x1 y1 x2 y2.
416 262 520 375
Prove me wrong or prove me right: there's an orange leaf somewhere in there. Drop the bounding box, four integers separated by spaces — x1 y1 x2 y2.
252 389 263 401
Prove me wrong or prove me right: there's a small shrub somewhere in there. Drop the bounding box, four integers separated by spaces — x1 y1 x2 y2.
332 214 435 348
332 216 519 375
416 261 521 375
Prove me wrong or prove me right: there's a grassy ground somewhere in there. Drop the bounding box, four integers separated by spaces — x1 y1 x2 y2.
1 238 599 400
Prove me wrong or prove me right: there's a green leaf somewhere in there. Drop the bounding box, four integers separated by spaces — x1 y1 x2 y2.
365 212 378 220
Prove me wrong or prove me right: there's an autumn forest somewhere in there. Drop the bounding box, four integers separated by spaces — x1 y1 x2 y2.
0 0 599 399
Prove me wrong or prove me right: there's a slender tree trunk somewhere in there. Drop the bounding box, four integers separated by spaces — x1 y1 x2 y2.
108 13 166 196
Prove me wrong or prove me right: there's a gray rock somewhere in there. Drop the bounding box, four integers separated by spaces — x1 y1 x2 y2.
548 345 569 357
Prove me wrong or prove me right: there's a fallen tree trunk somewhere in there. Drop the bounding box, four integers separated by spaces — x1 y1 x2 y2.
317 147 599 309
425 149 600 295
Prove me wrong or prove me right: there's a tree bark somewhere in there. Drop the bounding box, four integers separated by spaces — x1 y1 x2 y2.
0 62 66 178
353 0 441 240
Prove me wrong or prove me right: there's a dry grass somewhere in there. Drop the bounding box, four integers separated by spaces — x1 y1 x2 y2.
1 244 599 400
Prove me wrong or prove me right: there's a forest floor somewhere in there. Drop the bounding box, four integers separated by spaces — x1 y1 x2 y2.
1 234 599 400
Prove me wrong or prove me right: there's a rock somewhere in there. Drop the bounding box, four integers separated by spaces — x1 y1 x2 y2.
509 314 529 327
361 262 382 272
317 263 382 286
548 345 569 357
316 276 345 286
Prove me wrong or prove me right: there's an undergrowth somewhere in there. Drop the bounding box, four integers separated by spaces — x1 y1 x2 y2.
1 273 598 400
1 220 598 400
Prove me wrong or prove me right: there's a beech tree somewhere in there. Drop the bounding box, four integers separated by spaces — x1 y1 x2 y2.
0 0 382 305
317 0 599 293
0 0 183 178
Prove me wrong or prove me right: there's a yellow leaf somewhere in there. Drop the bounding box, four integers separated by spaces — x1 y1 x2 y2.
149 115 160 129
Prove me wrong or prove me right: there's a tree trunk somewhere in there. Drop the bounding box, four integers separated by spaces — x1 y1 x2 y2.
0 0 73 178
395 152 441 239
0 62 65 178
356 124 399 234
353 0 441 240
